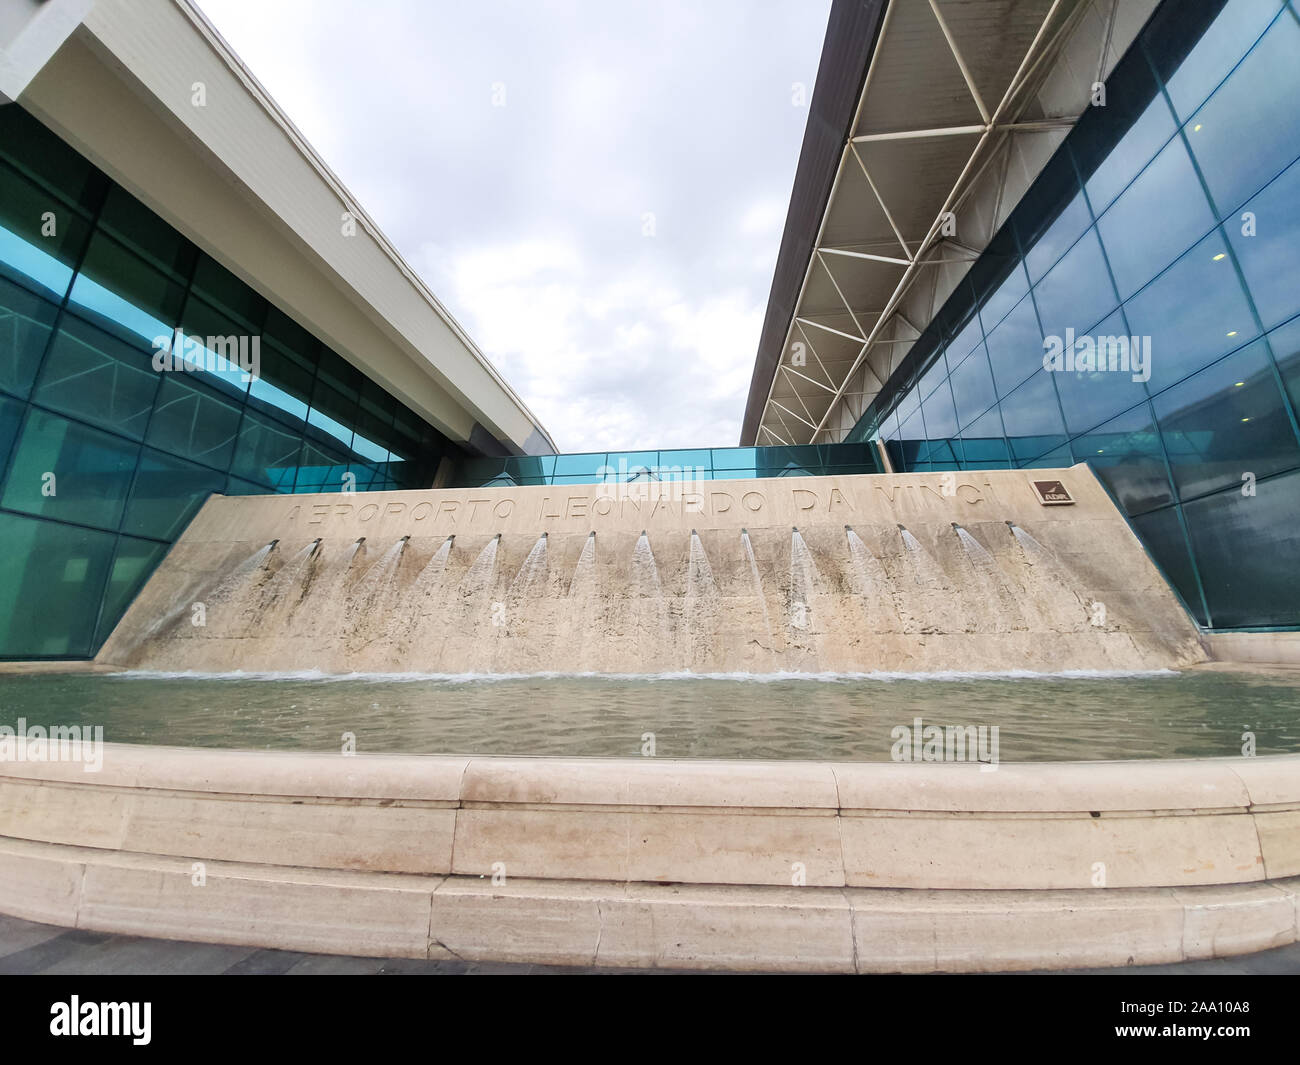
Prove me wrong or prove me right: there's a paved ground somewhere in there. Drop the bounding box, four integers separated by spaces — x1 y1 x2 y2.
2 913 1297 974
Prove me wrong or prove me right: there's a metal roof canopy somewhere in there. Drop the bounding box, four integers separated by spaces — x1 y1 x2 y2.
743 0 1138 446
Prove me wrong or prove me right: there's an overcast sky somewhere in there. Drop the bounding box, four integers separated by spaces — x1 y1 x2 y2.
197 0 830 453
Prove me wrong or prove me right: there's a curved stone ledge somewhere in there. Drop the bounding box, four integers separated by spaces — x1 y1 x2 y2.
0 746 1297 894
1 835 1296 972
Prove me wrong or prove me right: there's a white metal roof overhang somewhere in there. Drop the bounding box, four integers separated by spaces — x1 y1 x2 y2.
743 0 1140 446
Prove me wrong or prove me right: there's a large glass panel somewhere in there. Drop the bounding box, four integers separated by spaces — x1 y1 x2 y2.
121 450 226 540
0 106 105 213
229 408 301 490
1153 340 1300 501
1024 193 1093 284
1179 7 1300 214
0 512 116 657
1074 403 1173 516
1228 157 1300 330
1052 310 1151 435
1151 0 1283 120
947 345 998 428
1123 230 1257 394
33 316 159 440
94 536 171 649
146 374 242 471
0 392 22 469
1270 314 1300 415
191 254 266 331
976 259 1029 334
1096 134 1217 299
1129 506 1209 626
1081 91 1177 216
1031 228 1116 339
919 379 958 440
983 296 1042 398
0 159 92 299
97 185 196 283
1183 468 1300 628
999 369 1069 461
0 275 58 399
67 231 185 348
959 406 1008 467
1 409 138 529
176 293 256 399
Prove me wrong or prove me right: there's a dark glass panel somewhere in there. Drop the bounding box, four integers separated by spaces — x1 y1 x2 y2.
306 376 358 449
175 293 256 398
983 296 1042 398
0 105 106 213
1079 72 1177 215
96 185 196 282
1123 230 1257 394
0 392 22 469
1229 157 1300 330
315 348 362 397
948 344 998 429
1096 134 1217 300
959 406 1008 466
1153 340 1300 501
1145 0 1270 120
0 159 93 299
999 369 1069 461
1074 403 1173 516
976 255 1029 334
0 274 58 399
247 340 313 428
147 374 242 471
1183 9 1300 215
68 231 185 347
1 409 138 529
919 380 958 440
33 316 159 440
94 536 171 649
0 512 115 657
1183 468 1300 627
122 450 225 540
1052 310 1151 436
1129 506 1209 626
1269 314 1300 415
1032 228 1116 339
191 254 266 331
229 408 301 489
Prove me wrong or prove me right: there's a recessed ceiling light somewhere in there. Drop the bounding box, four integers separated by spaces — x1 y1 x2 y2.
1193 123 1202 132
1212 253 1226 261
1227 330 1238 337
1241 417 1251 423
1235 381 1245 387
1096 449 1104 454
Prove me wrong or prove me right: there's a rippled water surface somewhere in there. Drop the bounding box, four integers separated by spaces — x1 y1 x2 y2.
2 667 1298 762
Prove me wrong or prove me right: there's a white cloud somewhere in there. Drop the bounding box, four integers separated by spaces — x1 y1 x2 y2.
197 0 831 452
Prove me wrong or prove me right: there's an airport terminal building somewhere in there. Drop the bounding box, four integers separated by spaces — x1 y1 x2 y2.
743 0 1300 632
0 0 553 657
1 0 1297 661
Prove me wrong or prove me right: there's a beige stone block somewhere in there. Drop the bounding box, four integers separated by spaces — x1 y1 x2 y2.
1228 754 1300 806
831 758 1252 813
840 812 1264 889
78 852 437 959
845 887 1185 972
0 780 133 850
598 882 854 972
428 877 603 965
121 793 457 874
0 836 83 926
453 808 844 886
1254 808 1300 879
460 756 839 809
1174 882 1297 960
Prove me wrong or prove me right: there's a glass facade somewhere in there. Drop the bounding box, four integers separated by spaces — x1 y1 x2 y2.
850 0 1300 631
450 441 881 488
0 105 460 657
